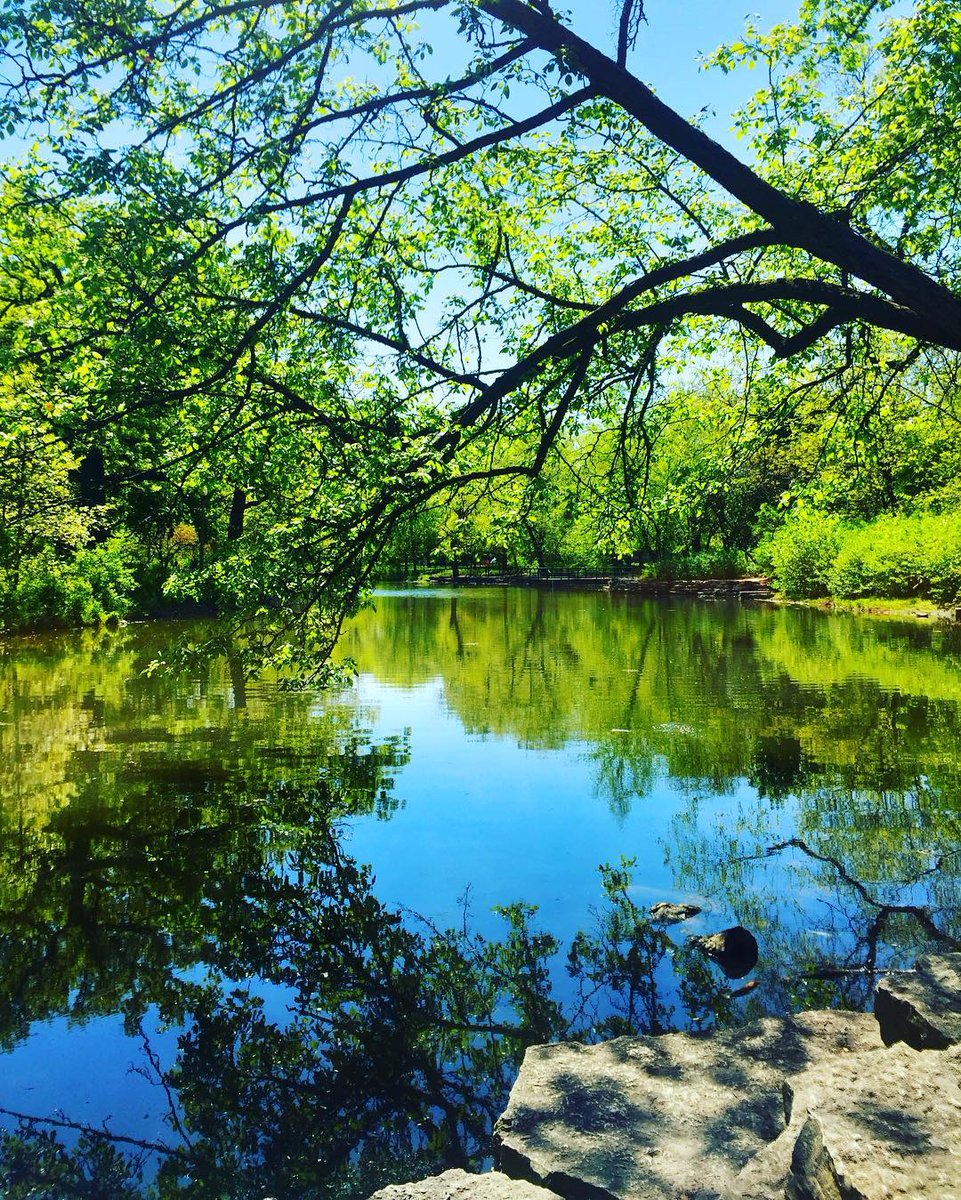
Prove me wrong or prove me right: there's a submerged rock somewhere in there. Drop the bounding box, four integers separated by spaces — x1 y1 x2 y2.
874 952 961 1049
369 1169 557 1200
688 925 759 979
649 901 702 924
495 1011 879 1200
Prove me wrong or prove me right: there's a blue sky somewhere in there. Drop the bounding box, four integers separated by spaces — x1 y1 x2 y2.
0 3 807 167
611 0 802 116
418 1 809 148
478 1 805 135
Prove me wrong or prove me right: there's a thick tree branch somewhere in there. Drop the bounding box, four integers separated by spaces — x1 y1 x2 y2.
480 0 961 347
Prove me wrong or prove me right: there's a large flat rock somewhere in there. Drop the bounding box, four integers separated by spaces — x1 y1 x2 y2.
494 1012 880 1200
783 1042 961 1199
875 953 961 1050
369 1169 560 1200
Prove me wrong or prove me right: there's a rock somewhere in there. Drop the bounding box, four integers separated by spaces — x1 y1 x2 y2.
875 952 961 1050
649 901 702 924
688 926 759 979
782 1042 961 1199
495 1011 880 1200
368 1169 558 1200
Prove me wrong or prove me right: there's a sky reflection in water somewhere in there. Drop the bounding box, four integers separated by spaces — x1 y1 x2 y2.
0 590 959 1195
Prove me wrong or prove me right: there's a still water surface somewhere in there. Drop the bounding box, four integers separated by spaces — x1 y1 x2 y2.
1 589 959 1195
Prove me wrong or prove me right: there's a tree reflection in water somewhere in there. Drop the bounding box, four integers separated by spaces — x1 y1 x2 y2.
1 771 958 1198
0 764 722 1200
2 603 961 1197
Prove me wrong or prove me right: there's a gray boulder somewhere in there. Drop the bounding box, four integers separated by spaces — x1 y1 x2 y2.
369 1169 559 1200
782 1042 961 1199
874 952 961 1050
495 1011 880 1200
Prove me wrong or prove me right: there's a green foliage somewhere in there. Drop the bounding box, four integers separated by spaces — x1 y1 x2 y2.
0 0 957 658
761 507 961 603
568 858 673 1037
640 549 752 581
829 511 961 603
0 1128 145 1200
757 509 843 598
1 537 138 632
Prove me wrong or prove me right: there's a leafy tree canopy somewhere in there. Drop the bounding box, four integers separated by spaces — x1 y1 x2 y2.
1 0 960 665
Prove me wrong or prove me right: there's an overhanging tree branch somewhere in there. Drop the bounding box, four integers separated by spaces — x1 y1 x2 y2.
479 0 961 346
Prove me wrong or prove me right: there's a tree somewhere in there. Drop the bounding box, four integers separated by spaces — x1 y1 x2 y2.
1 0 959 664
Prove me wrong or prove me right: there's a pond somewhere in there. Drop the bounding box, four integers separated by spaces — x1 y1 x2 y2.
1 588 959 1197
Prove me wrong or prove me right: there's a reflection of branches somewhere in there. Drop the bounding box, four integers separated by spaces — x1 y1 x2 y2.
0 1104 189 1162
4 813 956 1195
904 847 961 885
760 836 961 953
133 1022 194 1152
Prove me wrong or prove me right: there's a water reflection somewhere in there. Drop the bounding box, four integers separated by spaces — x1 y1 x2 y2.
0 768 757 1197
344 591 961 878
0 594 959 1196
345 589 961 792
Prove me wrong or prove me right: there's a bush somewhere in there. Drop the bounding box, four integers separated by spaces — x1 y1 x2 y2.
756 509 843 598
0 535 138 631
642 548 752 580
829 511 961 603
760 506 961 604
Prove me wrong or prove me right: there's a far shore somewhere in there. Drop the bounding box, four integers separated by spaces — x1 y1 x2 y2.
418 573 961 625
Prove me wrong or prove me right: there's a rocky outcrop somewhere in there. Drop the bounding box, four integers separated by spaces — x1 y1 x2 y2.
781 1043 961 1200
874 952 961 1049
370 955 961 1200
369 1169 559 1200
494 1012 881 1200
608 577 774 602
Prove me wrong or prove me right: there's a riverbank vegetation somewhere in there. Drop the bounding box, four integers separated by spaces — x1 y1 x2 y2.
1 1 960 650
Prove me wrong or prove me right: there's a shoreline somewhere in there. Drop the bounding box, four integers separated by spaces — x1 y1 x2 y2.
799 594 961 624
4 580 960 639
420 574 961 624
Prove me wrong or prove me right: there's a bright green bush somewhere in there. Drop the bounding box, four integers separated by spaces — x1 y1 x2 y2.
0 536 138 631
829 511 961 603
756 509 843 598
760 507 961 603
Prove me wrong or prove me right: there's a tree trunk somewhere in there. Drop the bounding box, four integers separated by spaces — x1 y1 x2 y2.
227 488 246 541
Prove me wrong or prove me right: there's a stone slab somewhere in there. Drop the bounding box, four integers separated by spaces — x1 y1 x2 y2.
875 953 961 1050
494 1011 880 1200
369 1169 560 1200
783 1042 961 1199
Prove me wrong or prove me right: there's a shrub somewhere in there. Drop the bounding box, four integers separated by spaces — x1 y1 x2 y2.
829 511 961 603
171 522 199 548
756 509 843 598
0 535 138 631
643 548 751 580
760 506 961 604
